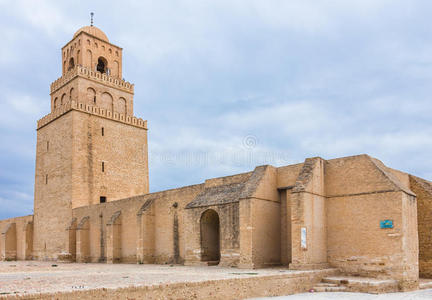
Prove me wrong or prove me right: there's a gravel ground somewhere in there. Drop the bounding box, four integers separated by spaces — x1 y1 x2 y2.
254 289 432 300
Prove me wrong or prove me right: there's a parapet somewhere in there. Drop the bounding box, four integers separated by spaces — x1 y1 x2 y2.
37 100 147 130
50 65 134 94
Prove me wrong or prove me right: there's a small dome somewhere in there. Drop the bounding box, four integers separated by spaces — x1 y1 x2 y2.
73 26 109 42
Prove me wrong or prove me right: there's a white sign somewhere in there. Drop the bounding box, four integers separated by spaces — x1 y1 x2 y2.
301 227 307 249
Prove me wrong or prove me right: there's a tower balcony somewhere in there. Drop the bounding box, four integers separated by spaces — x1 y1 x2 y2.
50 65 134 95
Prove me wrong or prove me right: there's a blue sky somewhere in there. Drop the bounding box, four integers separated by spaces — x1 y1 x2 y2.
1 0 432 219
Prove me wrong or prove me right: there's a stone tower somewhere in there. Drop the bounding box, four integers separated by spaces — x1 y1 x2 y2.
33 25 149 260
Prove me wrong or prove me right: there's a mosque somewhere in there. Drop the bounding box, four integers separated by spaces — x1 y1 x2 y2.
1 23 431 292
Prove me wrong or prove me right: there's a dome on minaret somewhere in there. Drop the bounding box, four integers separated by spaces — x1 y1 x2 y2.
73 25 109 42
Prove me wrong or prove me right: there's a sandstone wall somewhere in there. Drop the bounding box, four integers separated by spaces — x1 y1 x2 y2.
33 112 74 260
276 163 303 188
327 191 404 275
279 189 292 265
410 175 432 278
184 203 240 266
71 110 148 207
325 155 418 290
61 30 123 78
0 215 33 261
72 184 203 263
325 155 394 196
290 158 327 270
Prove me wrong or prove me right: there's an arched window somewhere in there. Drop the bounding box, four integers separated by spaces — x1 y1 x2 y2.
77 50 80 65
53 97 59 108
70 88 76 101
112 61 119 78
87 88 96 104
100 92 113 111
60 93 67 105
86 50 92 69
68 57 75 71
115 97 126 114
97 57 108 74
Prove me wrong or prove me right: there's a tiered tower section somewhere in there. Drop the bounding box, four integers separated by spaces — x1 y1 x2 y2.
33 26 149 260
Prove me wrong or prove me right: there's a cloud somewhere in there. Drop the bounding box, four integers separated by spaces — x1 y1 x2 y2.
1 0 77 38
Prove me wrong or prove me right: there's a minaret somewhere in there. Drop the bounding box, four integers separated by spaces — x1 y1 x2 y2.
33 23 149 260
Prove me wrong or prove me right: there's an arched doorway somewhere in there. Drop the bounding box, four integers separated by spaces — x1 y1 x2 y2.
200 209 220 264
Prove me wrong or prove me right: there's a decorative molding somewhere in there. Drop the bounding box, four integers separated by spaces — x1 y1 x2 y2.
37 100 147 130
50 65 134 94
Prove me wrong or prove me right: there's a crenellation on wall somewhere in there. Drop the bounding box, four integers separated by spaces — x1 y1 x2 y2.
37 100 146 130
51 66 133 95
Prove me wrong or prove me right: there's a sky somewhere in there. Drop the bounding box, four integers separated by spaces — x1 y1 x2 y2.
1 0 432 219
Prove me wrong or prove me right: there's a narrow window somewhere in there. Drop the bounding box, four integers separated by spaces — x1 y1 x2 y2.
102 161 105 172
93 96 96 104
101 127 104 136
100 196 107 203
47 141 49 151
45 175 48 184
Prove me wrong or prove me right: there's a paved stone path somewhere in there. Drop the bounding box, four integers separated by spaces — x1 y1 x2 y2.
254 289 432 300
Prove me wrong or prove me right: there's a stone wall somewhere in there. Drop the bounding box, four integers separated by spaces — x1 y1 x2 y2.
33 111 74 260
0 215 33 261
61 30 123 79
325 155 418 290
71 110 148 207
410 175 432 278
72 184 204 263
290 157 327 270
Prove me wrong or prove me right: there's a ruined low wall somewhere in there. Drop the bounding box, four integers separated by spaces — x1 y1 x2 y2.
5 269 337 300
